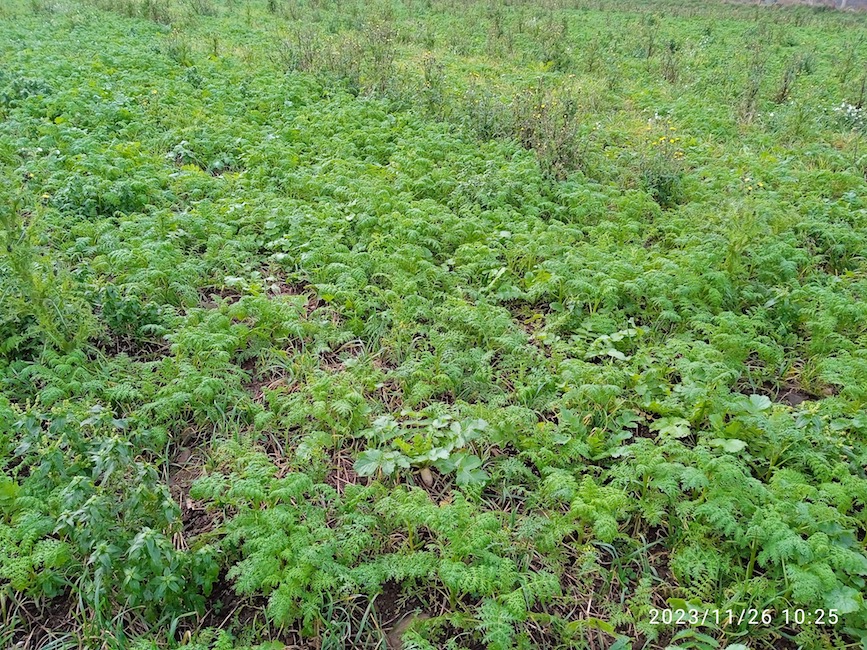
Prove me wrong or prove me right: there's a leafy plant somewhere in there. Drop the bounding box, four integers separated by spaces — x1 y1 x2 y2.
354 412 489 486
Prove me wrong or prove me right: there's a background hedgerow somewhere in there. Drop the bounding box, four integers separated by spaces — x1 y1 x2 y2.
1 0 867 648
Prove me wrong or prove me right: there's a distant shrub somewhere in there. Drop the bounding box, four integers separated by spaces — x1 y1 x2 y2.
661 40 679 84
740 46 766 122
536 15 571 71
275 28 321 73
323 33 364 94
511 82 587 180
774 52 813 104
360 19 396 95
163 30 193 66
420 51 446 118
186 0 215 16
628 119 686 209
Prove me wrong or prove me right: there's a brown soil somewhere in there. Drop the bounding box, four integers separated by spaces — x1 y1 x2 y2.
324 451 362 494
241 357 292 402
506 301 551 336
199 273 322 316
264 275 323 317
319 340 365 373
182 576 311 647
247 374 291 401
93 332 169 361
199 285 243 309
740 379 836 406
374 580 429 650
373 378 404 411
8 591 80 649
633 417 656 440
168 445 220 545
395 465 456 505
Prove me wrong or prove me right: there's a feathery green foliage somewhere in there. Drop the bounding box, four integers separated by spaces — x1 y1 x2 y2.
2 0 867 647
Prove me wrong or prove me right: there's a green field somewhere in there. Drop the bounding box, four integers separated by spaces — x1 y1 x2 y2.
2 0 867 648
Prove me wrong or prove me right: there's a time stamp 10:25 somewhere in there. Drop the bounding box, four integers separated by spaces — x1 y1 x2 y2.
648 608 841 627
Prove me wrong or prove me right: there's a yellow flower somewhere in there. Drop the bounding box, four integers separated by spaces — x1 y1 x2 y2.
42 193 50 198
151 89 158 94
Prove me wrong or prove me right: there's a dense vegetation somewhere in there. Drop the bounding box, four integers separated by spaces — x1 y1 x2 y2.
2 0 867 647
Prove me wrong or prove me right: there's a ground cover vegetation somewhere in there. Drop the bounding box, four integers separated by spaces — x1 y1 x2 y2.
1 0 867 647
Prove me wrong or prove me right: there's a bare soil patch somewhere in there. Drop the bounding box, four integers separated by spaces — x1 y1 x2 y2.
168 445 220 545
739 379 836 406
325 450 362 494
375 580 429 650
506 301 552 336
8 591 80 649
199 286 243 309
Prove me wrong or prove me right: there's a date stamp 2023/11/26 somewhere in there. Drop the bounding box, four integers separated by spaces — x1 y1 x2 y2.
649 607 842 627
